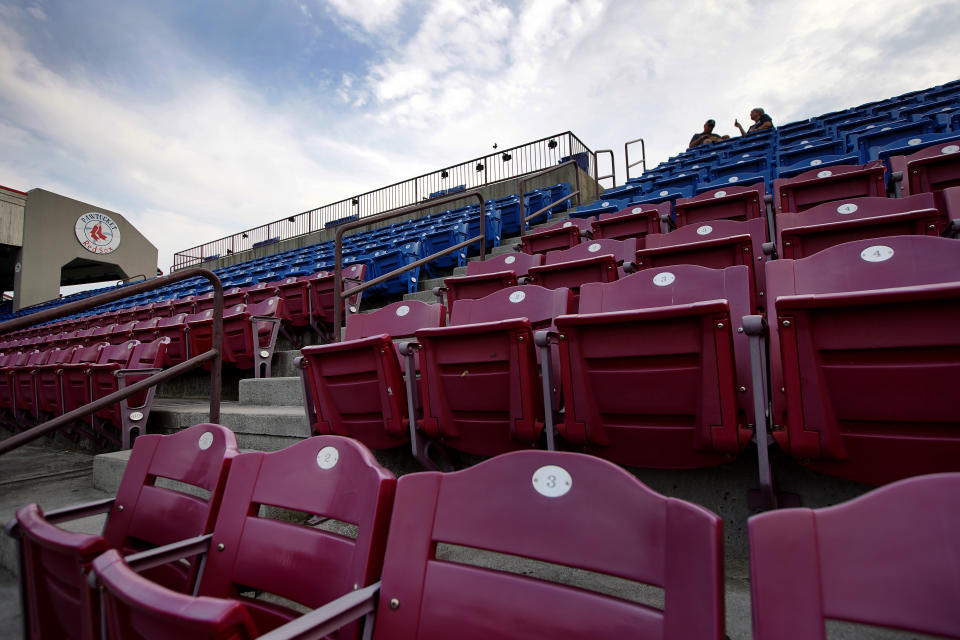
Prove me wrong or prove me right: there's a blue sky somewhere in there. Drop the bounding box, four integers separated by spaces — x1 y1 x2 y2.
1 0 958 279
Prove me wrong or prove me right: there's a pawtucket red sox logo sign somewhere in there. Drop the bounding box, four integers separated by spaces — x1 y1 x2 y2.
75 212 122 254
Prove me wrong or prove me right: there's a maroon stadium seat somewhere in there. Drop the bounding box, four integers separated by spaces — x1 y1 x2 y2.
589 202 667 244
130 317 160 343
108 321 136 345
776 193 950 259
635 217 768 313
264 449 725 640
43 343 106 432
11 423 238 640
243 281 277 305
766 235 960 484
91 436 395 640
440 252 543 317
749 473 960 640
308 264 367 339
170 295 197 316
556 265 755 467
156 313 189 366
299 300 445 453
33 345 80 422
0 349 38 413
414 285 574 456
222 297 283 377
890 136 960 195
527 238 638 306
275 275 313 328
185 309 217 369
9 347 60 425
673 182 767 227
90 337 169 448
519 218 590 255
774 161 887 213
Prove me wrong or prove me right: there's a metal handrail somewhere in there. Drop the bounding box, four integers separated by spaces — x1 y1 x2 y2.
518 160 582 237
0 268 224 456
173 131 596 270
331 191 486 339
625 137 647 180
595 149 616 188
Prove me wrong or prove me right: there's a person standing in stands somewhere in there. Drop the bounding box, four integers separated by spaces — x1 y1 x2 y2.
735 108 774 135
689 119 729 148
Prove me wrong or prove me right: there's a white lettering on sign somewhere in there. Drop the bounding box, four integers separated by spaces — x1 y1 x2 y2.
75 212 122 255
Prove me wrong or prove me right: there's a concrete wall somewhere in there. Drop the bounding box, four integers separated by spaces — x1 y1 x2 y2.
0 187 25 248
14 189 158 310
199 164 599 272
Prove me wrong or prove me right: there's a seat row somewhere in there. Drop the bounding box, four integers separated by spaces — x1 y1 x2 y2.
438 186 959 318
0 338 168 447
607 134 960 207
7 424 958 639
301 234 960 487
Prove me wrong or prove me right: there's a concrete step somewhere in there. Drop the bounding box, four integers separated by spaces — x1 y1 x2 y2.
148 398 308 452
239 376 303 407
402 289 439 303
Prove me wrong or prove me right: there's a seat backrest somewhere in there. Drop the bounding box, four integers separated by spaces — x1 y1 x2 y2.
196 436 395 634
891 136 960 194
373 450 724 640
464 252 543 277
243 296 281 318
776 192 942 259
765 235 960 482
344 300 445 341
15 424 238 640
127 337 170 369
579 264 751 313
95 340 138 368
450 285 574 330
544 238 638 265
749 473 960 640
674 183 766 226
156 313 188 330
774 161 886 213
101 423 240 549
768 234 960 295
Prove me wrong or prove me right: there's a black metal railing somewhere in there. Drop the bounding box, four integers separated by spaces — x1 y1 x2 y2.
0 268 225 456
172 132 595 270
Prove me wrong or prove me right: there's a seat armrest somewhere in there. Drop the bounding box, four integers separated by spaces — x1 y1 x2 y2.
257 582 381 640
89 533 214 586
5 497 116 538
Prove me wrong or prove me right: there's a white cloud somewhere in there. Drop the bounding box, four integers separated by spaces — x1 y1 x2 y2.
25 5 45 20
324 0 410 33
0 19 418 272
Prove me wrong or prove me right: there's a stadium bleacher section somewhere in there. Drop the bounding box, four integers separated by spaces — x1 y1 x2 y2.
3 78 960 639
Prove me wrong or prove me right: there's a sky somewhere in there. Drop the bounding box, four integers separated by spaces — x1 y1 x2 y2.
1 0 958 283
